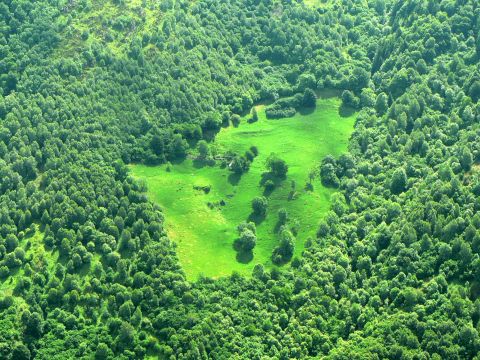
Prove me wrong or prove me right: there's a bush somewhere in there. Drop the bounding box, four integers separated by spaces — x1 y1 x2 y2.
266 154 288 178
252 196 268 216
272 229 295 264
264 179 275 191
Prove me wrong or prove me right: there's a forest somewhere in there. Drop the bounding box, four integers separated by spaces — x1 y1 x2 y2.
1 0 480 359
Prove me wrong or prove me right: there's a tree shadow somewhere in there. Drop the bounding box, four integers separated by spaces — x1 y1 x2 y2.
304 182 314 192
339 104 356 118
316 88 342 99
236 250 253 264
274 220 285 234
193 158 215 169
298 106 316 116
228 172 242 186
263 185 275 197
260 172 284 186
247 212 266 225
169 157 186 165
232 239 253 264
202 129 218 142
288 190 299 201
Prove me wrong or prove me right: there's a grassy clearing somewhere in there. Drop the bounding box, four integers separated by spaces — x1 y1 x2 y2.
0 226 57 300
130 96 355 280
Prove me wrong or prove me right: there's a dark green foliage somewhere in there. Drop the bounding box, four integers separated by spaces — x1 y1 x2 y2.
230 155 250 174
266 154 288 178
272 228 295 264
302 88 317 108
11 343 30 360
197 140 210 160
236 222 257 252
390 168 407 195
252 196 268 217
320 155 340 188
249 108 258 123
342 90 359 108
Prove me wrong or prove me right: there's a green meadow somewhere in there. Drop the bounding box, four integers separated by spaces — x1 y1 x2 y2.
130 96 355 280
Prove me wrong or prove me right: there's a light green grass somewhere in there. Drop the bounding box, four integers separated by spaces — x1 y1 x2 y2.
130 97 355 280
0 226 57 301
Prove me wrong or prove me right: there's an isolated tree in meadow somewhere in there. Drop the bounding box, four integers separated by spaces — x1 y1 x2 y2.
237 221 256 234
230 155 249 174
266 154 288 178
238 229 257 252
272 229 295 264
252 196 268 216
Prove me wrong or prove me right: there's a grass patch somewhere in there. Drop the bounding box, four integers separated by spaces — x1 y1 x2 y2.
0 226 57 299
130 97 355 280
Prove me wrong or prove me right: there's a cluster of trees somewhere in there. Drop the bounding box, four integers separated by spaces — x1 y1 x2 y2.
265 88 317 119
227 146 259 175
2 0 480 358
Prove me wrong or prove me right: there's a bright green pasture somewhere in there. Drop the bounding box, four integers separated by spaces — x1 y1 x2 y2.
130 97 355 280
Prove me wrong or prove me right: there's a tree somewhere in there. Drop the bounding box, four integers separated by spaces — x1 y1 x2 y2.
272 229 295 264
21 311 43 338
302 88 316 108
470 81 480 102
351 67 370 93
116 322 135 349
197 140 210 159
390 168 407 194
320 157 339 187
252 196 268 216
151 134 166 157
230 155 250 174
308 166 319 184
238 229 257 252
250 107 258 122
11 343 30 360
375 93 389 115
459 147 473 171
360 88 376 107
170 134 188 158
94 343 110 360
342 90 359 108
266 154 288 178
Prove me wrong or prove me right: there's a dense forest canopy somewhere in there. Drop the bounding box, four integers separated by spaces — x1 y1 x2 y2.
1 0 480 358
